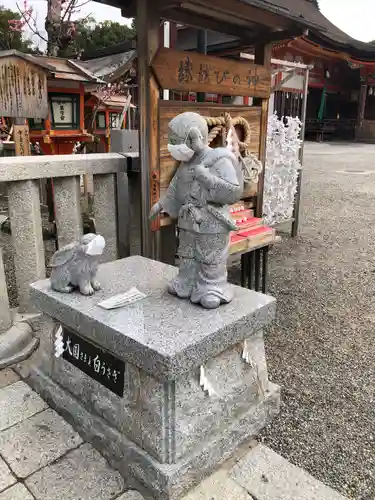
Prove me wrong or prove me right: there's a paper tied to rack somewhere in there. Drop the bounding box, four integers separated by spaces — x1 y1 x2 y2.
263 114 302 226
242 340 255 368
199 365 217 397
98 287 147 310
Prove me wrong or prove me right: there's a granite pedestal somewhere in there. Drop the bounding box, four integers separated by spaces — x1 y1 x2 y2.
29 256 280 500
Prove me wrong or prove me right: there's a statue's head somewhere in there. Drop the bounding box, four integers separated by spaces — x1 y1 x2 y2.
81 233 106 256
168 112 209 162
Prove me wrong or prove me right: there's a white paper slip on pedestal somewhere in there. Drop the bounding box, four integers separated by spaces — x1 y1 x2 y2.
97 287 147 310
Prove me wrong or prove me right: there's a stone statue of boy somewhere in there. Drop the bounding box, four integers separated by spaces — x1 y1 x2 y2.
150 112 243 309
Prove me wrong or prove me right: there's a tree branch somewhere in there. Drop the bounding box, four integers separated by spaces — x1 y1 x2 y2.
16 2 50 45
61 0 77 22
73 0 92 10
61 0 91 22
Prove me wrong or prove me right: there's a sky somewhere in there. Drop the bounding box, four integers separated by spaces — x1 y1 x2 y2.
1 0 375 49
1 0 131 52
319 0 375 42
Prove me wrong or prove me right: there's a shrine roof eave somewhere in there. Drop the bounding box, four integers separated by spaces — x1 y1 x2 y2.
307 32 375 63
93 0 326 35
291 36 375 65
0 50 55 73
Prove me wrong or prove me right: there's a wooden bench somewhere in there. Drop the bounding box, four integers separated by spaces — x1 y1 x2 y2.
305 118 337 142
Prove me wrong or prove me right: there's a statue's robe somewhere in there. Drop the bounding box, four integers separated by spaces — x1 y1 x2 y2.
160 146 243 304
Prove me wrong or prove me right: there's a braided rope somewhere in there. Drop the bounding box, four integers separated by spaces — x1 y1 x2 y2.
207 125 223 144
204 115 252 153
204 113 262 187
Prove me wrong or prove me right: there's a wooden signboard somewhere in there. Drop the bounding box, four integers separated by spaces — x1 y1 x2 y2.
152 48 271 99
159 102 262 197
14 125 31 156
0 57 49 119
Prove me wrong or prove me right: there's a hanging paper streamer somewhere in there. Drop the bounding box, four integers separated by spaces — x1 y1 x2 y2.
263 113 302 226
54 324 64 358
199 365 217 396
242 340 255 368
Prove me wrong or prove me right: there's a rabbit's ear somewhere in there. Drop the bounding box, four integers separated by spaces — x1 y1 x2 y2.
85 234 106 256
49 243 77 268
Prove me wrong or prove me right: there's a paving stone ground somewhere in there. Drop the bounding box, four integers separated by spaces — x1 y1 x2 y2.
0 367 345 500
0 369 128 500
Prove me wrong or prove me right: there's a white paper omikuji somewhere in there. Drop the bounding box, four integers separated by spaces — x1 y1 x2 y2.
242 340 255 368
98 287 147 309
54 324 64 358
199 365 217 396
263 114 302 226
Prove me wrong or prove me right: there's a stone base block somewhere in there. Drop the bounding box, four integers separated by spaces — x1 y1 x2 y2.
26 367 279 500
29 257 280 499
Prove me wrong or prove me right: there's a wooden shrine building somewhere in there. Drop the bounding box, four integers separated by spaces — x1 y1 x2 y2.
0 50 136 155
171 0 375 142
98 0 330 258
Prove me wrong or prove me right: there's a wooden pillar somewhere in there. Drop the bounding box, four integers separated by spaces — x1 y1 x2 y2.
254 43 272 218
162 21 171 101
197 30 207 103
356 84 367 140
137 0 160 259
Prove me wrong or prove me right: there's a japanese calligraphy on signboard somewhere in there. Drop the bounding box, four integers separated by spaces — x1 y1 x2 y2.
0 56 49 118
14 125 31 156
152 48 271 99
60 326 125 397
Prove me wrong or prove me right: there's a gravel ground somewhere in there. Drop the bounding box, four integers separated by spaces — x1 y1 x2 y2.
2 143 375 498
257 143 375 500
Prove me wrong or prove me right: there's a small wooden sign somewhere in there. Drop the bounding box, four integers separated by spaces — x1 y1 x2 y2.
14 125 31 156
152 48 271 98
61 326 125 397
0 56 49 118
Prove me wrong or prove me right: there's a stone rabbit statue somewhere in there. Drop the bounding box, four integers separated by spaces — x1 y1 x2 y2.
50 233 106 296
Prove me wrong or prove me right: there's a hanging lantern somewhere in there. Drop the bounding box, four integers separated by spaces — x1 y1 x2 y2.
109 112 120 129
96 112 106 129
49 93 79 129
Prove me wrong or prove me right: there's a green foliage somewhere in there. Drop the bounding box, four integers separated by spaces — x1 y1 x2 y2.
0 6 37 53
130 18 136 34
59 18 136 57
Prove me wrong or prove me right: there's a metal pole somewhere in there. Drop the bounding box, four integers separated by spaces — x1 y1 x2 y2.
163 21 170 101
156 20 172 262
291 67 309 238
299 67 309 163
